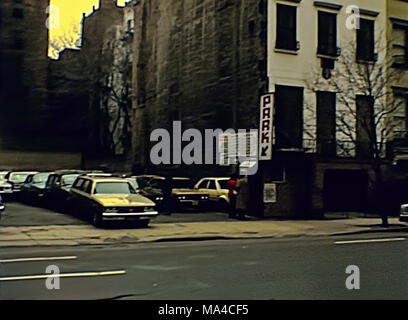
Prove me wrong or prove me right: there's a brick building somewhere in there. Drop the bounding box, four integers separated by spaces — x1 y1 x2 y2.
131 0 268 182
0 0 50 149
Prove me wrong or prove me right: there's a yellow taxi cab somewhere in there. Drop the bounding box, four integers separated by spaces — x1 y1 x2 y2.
135 175 209 209
194 177 230 211
69 176 158 227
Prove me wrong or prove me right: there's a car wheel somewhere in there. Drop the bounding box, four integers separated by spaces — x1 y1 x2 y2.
137 219 150 228
92 209 103 228
218 199 229 213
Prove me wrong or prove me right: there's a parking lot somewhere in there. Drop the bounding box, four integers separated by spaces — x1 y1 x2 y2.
0 200 233 228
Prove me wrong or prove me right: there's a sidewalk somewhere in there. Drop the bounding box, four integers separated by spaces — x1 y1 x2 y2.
0 216 407 247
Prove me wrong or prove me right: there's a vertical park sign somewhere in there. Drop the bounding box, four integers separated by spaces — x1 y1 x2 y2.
259 94 274 160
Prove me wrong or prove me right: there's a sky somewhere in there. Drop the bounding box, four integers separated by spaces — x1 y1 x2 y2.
48 0 128 59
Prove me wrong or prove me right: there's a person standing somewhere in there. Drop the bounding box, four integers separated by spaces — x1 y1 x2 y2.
227 174 238 219
236 175 248 220
161 174 173 215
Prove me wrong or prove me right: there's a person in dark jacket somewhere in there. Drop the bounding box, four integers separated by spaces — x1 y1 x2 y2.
161 174 173 215
227 174 238 219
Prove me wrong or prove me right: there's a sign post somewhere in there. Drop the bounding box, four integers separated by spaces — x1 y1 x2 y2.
259 93 274 161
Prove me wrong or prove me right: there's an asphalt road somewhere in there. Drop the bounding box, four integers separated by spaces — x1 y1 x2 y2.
1 234 407 300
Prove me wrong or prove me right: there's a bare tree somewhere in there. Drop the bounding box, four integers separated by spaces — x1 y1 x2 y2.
98 27 133 155
306 37 404 226
49 21 133 156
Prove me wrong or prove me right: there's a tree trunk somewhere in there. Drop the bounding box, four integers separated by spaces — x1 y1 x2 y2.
373 160 388 227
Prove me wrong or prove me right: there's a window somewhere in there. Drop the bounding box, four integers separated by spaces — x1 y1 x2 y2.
274 85 304 149
392 24 408 68
72 178 84 190
94 182 136 195
197 180 208 189
12 31 24 50
357 19 375 61
356 95 374 159
393 89 408 138
208 180 216 190
82 181 92 194
318 11 338 56
316 91 336 156
276 4 298 51
12 8 24 19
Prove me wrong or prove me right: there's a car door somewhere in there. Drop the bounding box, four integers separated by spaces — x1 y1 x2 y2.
79 180 94 218
70 178 87 213
207 180 219 201
196 179 209 193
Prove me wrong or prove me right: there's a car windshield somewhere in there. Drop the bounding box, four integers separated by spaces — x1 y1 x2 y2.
218 180 230 190
94 182 136 195
61 174 80 186
172 179 192 189
10 174 30 183
32 173 50 184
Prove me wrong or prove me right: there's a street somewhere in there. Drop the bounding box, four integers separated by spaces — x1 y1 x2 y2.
1 201 407 300
1 234 407 300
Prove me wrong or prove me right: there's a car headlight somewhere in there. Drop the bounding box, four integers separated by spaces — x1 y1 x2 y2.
178 196 185 200
155 196 163 201
201 195 208 199
144 206 155 212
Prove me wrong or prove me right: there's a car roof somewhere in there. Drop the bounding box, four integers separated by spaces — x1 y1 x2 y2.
10 171 39 175
52 170 85 176
79 176 131 183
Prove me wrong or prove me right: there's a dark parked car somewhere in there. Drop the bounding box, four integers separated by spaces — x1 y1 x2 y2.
0 171 12 198
20 172 54 205
43 170 86 211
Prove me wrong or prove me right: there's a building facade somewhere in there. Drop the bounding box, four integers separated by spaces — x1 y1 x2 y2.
386 0 408 168
0 0 50 149
131 0 268 182
265 0 392 217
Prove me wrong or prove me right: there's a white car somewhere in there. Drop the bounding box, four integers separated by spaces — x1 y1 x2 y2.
400 204 408 222
0 172 12 195
0 195 5 212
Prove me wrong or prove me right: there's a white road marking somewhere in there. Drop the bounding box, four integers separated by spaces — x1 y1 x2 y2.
335 238 406 245
0 270 126 281
0 256 78 263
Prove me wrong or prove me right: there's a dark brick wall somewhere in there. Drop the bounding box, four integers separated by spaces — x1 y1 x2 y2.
132 0 268 177
0 0 50 146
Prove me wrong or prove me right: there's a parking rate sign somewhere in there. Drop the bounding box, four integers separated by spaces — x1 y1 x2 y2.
259 94 273 160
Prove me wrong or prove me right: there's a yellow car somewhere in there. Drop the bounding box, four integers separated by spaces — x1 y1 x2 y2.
194 177 230 211
69 176 158 227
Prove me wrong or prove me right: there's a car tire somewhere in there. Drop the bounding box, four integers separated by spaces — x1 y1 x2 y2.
92 209 103 228
218 199 229 213
137 219 150 228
